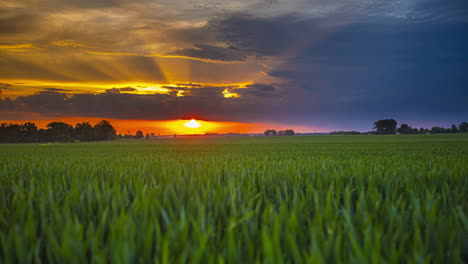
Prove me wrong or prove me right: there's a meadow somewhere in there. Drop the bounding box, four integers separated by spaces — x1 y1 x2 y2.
0 134 467 263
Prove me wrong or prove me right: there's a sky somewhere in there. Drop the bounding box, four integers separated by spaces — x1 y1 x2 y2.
0 0 467 133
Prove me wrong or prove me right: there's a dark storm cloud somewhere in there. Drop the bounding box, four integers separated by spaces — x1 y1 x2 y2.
232 83 278 97
0 84 288 122
0 12 38 35
164 44 247 62
118 87 138 92
205 5 468 128
409 0 468 23
105 87 138 93
43 88 71 92
212 14 321 56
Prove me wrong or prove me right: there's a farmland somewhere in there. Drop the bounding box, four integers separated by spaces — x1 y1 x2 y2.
1 134 467 263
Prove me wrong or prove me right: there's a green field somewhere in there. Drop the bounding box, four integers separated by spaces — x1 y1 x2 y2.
1 135 467 263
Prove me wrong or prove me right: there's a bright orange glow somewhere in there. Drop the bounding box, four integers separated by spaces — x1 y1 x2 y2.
184 119 201 128
0 115 327 135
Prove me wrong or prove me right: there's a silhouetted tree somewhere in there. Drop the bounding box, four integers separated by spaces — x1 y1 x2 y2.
459 122 468 133
374 119 397 134
0 122 38 143
22 123 38 142
74 122 95 141
135 130 144 139
451 124 458 133
264 129 277 136
278 129 296 136
398 124 411 134
36 129 51 142
145 133 150 139
0 120 121 143
46 122 74 142
419 128 430 134
430 126 457 134
94 120 116 140
0 123 20 143
397 124 419 134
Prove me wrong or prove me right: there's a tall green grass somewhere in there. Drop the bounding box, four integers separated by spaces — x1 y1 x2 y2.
1 134 467 263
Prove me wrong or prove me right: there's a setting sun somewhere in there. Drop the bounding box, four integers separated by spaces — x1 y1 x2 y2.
184 119 201 128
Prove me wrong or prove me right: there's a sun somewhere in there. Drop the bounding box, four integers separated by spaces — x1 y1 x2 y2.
184 119 201 128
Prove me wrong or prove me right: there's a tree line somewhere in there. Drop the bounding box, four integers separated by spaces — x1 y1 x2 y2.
0 120 116 143
332 120 468 135
264 129 296 136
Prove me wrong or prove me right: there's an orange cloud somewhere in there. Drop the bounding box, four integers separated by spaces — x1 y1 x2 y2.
50 40 89 48
0 43 37 52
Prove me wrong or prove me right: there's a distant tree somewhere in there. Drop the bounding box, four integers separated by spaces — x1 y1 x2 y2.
277 130 295 136
46 122 74 142
374 119 397 134
398 124 411 134
430 126 454 134
20 122 38 142
396 124 419 134
1 122 40 143
94 120 116 140
264 129 277 136
419 128 430 134
0 120 120 143
36 129 52 142
451 124 458 133
145 133 150 139
74 122 95 141
459 122 468 133
0 123 21 143
135 130 144 139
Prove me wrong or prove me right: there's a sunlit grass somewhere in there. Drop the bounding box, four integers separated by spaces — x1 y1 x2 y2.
0 134 467 263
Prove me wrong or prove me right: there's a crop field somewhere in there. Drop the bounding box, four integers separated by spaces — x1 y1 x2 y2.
0 134 467 263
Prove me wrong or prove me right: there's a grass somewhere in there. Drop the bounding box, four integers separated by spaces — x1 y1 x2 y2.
1 134 467 263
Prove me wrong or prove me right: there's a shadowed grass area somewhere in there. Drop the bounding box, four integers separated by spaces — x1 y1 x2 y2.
1 134 467 263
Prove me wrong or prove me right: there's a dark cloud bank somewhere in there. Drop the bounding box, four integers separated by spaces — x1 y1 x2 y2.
0 84 289 122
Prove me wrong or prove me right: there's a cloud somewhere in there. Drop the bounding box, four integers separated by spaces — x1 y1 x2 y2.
407 0 468 23
85 50 140 56
212 14 319 57
50 40 88 48
0 43 37 52
42 88 71 92
0 83 12 90
232 83 278 97
0 50 168 82
118 87 138 92
105 87 138 94
0 83 289 122
0 12 38 35
162 44 247 62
